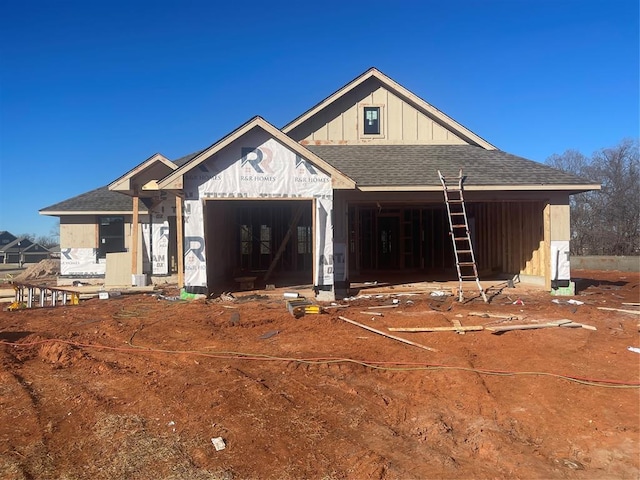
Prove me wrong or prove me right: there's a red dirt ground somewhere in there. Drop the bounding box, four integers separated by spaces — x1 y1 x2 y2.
1 269 638 479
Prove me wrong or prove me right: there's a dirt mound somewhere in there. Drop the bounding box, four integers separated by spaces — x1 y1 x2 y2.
13 259 60 282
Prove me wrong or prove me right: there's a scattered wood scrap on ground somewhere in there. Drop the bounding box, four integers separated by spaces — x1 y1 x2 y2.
485 319 597 334
338 316 438 352
597 307 640 315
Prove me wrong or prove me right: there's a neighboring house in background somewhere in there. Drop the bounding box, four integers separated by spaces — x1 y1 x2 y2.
0 231 51 264
39 68 599 298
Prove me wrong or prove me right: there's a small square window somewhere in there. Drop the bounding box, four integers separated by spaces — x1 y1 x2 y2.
363 106 380 135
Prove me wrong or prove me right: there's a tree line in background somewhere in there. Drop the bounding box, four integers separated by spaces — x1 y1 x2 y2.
16 224 59 250
546 138 639 256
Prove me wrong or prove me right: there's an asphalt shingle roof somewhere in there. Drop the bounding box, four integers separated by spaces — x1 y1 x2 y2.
306 144 594 187
42 145 597 214
40 186 138 213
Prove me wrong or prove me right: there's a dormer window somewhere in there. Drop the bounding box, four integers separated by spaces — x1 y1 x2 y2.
363 106 380 135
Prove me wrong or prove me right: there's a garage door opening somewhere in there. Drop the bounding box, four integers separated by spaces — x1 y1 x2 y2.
204 199 313 291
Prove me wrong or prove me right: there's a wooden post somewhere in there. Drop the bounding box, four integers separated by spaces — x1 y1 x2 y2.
543 202 551 290
176 195 184 288
312 198 317 288
131 195 139 275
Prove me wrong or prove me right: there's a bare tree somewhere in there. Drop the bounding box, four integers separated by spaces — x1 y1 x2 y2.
546 139 640 255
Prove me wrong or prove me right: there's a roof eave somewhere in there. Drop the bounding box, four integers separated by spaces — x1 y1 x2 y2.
356 184 602 192
39 209 148 216
109 153 176 192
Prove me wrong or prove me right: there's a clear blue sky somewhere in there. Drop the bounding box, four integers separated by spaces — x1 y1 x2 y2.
0 0 638 239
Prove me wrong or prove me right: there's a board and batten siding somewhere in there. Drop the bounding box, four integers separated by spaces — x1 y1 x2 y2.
296 85 469 146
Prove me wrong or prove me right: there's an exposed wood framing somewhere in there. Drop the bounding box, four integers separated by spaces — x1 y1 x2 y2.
131 195 139 275
263 204 304 283
543 203 551 289
176 196 184 288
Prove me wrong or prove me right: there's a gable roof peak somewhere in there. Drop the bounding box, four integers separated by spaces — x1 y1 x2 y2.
282 67 496 150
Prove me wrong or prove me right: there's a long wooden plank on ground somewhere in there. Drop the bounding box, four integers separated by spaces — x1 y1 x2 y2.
389 326 484 332
338 316 438 352
559 322 597 331
468 311 523 320
485 319 572 333
597 307 640 315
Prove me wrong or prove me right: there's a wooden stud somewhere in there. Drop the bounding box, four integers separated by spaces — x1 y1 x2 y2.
175 195 184 288
543 202 551 290
131 195 139 275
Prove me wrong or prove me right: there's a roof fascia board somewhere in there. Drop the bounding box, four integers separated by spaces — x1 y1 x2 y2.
158 117 356 190
39 209 148 216
109 153 175 191
282 68 496 150
356 184 601 192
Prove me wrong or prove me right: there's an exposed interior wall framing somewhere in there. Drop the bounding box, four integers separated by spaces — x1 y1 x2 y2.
347 204 453 274
344 199 548 282
204 199 313 290
466 201 546 278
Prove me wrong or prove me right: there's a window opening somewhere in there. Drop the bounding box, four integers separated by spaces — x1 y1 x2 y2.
363 106 380 135
98 216 125 259
260 225 271 255
297 225 312 254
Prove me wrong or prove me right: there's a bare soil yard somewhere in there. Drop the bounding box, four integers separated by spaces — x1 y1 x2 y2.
0 269 638 479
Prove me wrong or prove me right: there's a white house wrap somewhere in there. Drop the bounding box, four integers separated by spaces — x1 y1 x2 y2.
182 130 333 289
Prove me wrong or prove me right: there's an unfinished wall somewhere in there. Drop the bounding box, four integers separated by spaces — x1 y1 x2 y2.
468 202 546 279
60 215 97 248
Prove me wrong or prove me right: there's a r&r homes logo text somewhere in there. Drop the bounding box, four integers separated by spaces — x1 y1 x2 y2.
241 147 274 174
295 155 317 175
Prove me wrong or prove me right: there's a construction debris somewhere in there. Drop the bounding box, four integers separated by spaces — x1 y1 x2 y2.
468 311 523 321
388 325 484 333
597 307 640 315
338 316 438 352
367 304 399 310
485 319 597 334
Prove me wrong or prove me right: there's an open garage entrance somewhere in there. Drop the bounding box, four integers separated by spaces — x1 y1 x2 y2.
348 204 455 276
204 199 314 291
346 201 547 285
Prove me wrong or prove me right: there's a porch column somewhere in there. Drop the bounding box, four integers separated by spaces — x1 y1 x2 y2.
132 195 139 275
545 194 571 290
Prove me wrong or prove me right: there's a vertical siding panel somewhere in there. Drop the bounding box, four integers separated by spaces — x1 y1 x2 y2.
327 114 343 141
403 107 418 143
372 86 386 103
433 121 449 141
343 105 358 142
387 93 403 141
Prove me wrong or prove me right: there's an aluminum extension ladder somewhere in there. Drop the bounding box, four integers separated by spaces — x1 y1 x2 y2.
438 169 488 303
